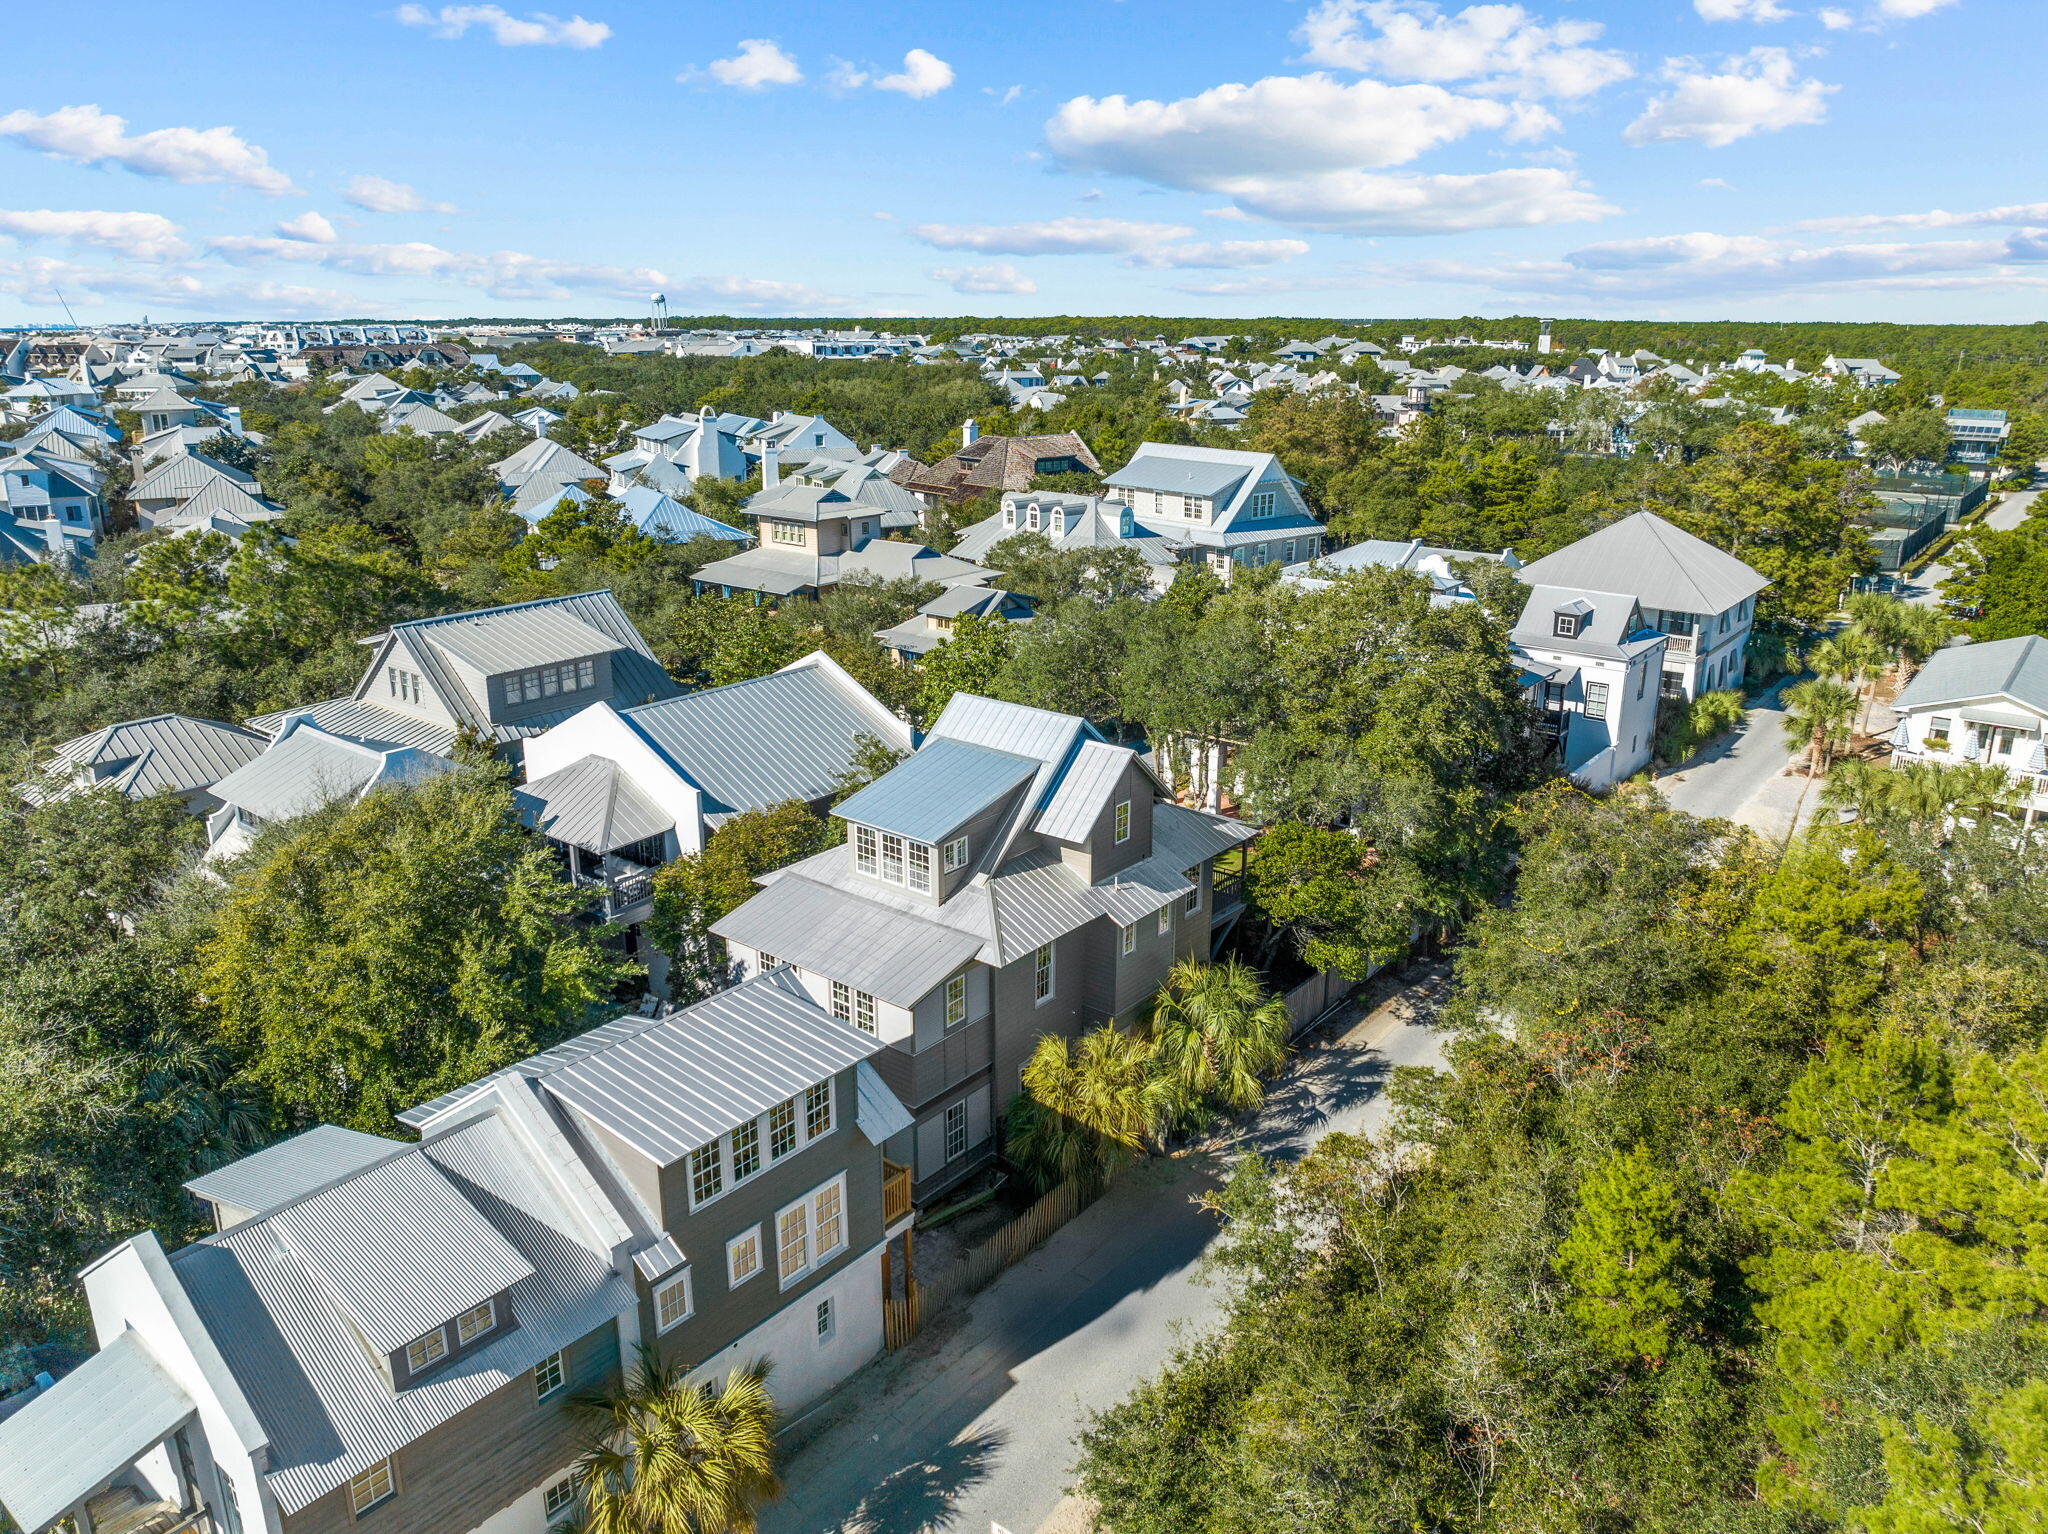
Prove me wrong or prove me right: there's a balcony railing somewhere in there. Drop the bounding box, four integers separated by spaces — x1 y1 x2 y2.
567 858 657 920
883 1160 913 1226
1659 628 1697 656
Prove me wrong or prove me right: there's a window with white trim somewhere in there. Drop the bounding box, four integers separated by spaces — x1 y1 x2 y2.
855 824 877 877
944 834 970 872
769 1098 798 1158
454 1301 496 1346
349 1459 395 1516
727 1226 762 1288
405 1329 447 1374
1157 904 1172 936
544 1477 578 1525
908 839 932 893
690 1142 723 1205
755 950 778 973
1120 922 1136 956
1183 870 1202 914
945 1100 969 1162
1249 490 1276 516
805 1080 833 1139
816 1296 836 1342
731 1119 762 1180
775 1174 849 1286
1553 613 1579 639
770 520 805 545
534 1351 564 1400
1114 800 1131 843
654 1270 693 1333
1034 943 1054 1002
1583 681 1610 721
945 973 967 1027
831 981 876 1035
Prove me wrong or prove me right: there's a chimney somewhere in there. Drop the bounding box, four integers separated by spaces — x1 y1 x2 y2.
961 418 979 448
761 445 779 488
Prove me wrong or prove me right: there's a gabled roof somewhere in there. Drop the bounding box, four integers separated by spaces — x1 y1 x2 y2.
1514 511 1768 614
1513 584 1665 661
614 485 747 544
621 652 910 820
32 712 266 803
714 880 984 1007
184 1125 404 1219
131 451 257 502
1031 739 1139 842
834 738 1040 843
448 968 882 1166
209 722 457 821
1893 634 2048 715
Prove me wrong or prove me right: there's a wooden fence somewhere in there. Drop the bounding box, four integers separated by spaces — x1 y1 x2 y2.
890 1180 1087 1341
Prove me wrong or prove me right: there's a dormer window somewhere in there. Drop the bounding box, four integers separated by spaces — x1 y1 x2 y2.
510 660 596 705
1248 490 1276 517
454 1301 496 1345
406 1329 448 1373
1050 510 1066 535
1025 506 1041 531
1002 503 1016 529
1114 800 1131 843
943 834 970 871
853 824 933 893
1553 613 1580 639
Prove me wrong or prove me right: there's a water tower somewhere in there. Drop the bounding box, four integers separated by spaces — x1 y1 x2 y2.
651 293 668 331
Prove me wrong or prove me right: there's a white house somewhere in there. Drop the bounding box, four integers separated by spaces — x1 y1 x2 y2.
1890 634 2048 825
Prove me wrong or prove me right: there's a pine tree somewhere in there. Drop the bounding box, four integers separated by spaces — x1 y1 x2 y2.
1554 1144 1687 1362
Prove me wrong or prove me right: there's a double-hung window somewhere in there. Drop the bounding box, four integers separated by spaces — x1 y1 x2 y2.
907 840 932 893
769 1099 798 1158
653 1270 693 1333
727 1226 763 1288
545 1478 579 1525
349 1460 396 1516
1120 922 1136 956
860 827 934 893
534 1351 564 1400
805 1081 833 1139
945 974 967 1027
1249 490 1276 516
730 1120 762 1180
1034 943 1055 1002
1183 870 1202 915
855 825 878 877
690 1142 723 1206
831 981 876 1035
1157 904 1172 936
775 1175 849 1287
1583 681 1610 720
1113 800 1131 843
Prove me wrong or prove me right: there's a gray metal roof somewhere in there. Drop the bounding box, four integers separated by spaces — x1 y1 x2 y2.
209 725 457 822
1513 585 1666 662
417 606 614 674
266 1150 536 1353
624 655 909 819
713 878 984 1007
175 1110 633 1514
1031 739 1133 842
32 713 266 804
834 739 1040 844
0 1329 195 1532
1894 635 2048 715
185 1125 405 1219
523 754 675 852
1103 455 1248 500
243 696 458 754
855 1060 915 1145
509 969 883 1166
1514 511 1767 615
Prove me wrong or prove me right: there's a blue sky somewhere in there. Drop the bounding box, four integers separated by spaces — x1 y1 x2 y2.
0 0 2038 324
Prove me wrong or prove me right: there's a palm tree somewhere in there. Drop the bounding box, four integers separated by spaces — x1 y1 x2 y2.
1781 677 1859 836
1010 1026 1161 1192
1148 959 1291 1117
569 1350 781 1534
1807 629 1888 734
1845 592 1950 690
1827 758 2021 833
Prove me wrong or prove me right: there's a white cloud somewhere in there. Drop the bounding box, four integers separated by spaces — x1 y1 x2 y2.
1379 226 2048 302
1876 0 1958 15
702 39 802 89
929 263 1037 294
342 175 458 214
1048 74 1554 189
1125 238 1311 269
985 84 1027 107
876 49 955 98
1798 200 2048 233
0 208 188 260
0 255 370 318
1203 206 1252 220
1296 1 1632 99
393 5 610 47
1819 7 1855 23
205 228 847 309
1219 166 1615 232
1623 48 1835 148
913 216 1197 255
1699 176 1733 188
0 104 295 194
274 210 337 244
1694 0 1793 20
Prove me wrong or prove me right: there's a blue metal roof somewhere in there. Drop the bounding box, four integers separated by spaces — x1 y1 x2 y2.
833 737 1040 843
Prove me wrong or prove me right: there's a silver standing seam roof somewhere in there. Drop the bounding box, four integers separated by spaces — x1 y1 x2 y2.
0 1329 196 1533
29 713 266 804
1514 510 1767 615
622 655 910 820
185 1125 404 1219
1893 635 2048 714
713 877 985 1008
522 754 674 852
833 738 1041 844
1032 739 1136 843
